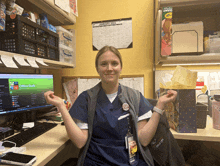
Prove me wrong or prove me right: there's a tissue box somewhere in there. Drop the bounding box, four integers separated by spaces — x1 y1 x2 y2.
160 88 197 133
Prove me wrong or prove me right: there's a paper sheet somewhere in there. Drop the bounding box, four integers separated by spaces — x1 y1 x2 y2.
92 18 133 50
36 58 48 66
55 0 70 13
26 57 39 68
119 77 144 94
63 79 78 104
14 55 30 66
0 55 18 68
69 0 78 16
78 78 101 95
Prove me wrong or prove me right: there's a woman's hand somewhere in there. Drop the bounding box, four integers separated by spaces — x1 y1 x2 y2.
44 91 64 108
156 90 177 110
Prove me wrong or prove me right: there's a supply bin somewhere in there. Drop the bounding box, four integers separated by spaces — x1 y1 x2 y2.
55 26 73 47
59 44 74 64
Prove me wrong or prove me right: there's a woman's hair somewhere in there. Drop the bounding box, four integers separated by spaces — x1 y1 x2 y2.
95 46 123 69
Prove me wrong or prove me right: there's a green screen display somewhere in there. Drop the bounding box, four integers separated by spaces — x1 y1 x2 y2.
9 78 53 95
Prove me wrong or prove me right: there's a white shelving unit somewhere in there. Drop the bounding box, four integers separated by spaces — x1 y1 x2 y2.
155 0 220 66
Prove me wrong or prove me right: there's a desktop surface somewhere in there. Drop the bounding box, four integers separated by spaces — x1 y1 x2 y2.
0 121 72 166
2 122 58 147
171 115 220 142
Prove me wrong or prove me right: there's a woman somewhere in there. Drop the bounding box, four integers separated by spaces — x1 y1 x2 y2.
44 46 177 166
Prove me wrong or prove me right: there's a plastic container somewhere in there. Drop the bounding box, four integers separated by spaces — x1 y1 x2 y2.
59 44 74 64
55 26 73 47
212 99 220 130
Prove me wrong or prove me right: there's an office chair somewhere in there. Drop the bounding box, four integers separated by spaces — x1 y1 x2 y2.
60 158 78 166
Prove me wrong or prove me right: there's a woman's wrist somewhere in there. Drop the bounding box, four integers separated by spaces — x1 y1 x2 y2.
57 102 67 112
153 107 163 115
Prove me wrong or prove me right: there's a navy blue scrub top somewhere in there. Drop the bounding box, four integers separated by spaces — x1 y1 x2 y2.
69 85 154 166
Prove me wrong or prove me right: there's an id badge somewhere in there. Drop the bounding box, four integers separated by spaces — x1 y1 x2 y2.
126 134 137 165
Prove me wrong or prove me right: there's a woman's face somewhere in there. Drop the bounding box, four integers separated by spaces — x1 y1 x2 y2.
97 50 122 85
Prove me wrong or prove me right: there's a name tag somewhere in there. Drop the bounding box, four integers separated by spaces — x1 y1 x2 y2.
118 114 129 120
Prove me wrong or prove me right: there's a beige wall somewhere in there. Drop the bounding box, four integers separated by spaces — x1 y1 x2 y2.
60 0 155 98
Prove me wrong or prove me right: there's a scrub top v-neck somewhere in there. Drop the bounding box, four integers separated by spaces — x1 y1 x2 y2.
69 85 153 166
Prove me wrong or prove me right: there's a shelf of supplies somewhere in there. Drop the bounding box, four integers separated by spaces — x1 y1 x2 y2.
154 1 220 66
157 0 220 9
16 0 76 26
0 50 74 69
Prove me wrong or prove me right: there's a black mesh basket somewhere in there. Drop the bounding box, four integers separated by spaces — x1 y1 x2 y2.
0 15 59 61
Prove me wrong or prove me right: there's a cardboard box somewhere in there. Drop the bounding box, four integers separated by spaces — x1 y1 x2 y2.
160 88 197 133
172 21 203 54
161 7 172 56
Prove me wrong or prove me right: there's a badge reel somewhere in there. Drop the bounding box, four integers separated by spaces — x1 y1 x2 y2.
123 102 137 165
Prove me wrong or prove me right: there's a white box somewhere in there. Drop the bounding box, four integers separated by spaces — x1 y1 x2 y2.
55 26 73 47
59 44 74 64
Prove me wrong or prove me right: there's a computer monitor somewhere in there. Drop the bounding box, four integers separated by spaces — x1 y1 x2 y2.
0 74 54 127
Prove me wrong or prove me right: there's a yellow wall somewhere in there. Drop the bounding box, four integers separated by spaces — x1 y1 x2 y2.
61 0 155 98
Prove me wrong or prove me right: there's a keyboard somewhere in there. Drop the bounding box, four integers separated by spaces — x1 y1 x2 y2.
2 122 58 147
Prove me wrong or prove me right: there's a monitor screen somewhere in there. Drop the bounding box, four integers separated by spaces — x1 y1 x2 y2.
0 74 54 115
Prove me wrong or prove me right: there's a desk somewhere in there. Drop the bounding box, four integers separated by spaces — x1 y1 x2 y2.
1 122 79 166
171 115 220 142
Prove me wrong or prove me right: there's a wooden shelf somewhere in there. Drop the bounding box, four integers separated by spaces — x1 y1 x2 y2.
16 0 76 26
158 53 220 66
0 50 75 69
